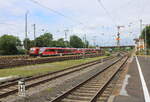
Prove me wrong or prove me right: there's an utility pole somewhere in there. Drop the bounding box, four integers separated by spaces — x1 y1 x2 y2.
84 34 87 48
145 26 147 55
25 12 28 40
142 23 149 55
33 24 36 46
140 19 143 36
25 11 29 51
33 24 36 40
64 29 69 47
93 36 97 47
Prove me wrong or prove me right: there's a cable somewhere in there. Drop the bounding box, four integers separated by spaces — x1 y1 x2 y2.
0 23 16 25
97 0 117 26
29 0 84 25
29 0 116 43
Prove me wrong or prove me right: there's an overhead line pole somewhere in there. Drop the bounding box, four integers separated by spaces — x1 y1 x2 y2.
33 24 36 40
145 26 147 55
64 29 69 47
25 12 28 40
140 19 143 36
33 24 36 46
84 34 87 48
25 11 29 52
142 23 149 55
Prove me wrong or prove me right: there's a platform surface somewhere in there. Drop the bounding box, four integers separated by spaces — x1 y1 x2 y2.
114 56 150 102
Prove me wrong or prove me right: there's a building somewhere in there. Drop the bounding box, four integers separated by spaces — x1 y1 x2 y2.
134 38 145 51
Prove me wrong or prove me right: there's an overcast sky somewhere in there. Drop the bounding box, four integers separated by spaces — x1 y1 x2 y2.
0 0 149 46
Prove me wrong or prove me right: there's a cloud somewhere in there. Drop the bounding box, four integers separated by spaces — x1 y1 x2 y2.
0 0 149 45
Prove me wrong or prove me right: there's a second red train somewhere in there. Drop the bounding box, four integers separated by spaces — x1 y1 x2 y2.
29 47 102 57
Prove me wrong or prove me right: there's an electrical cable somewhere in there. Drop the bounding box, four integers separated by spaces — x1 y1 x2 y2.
29 0 84 25
97 0 117 26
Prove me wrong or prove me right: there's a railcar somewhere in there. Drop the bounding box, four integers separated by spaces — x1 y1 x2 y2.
39 47 77 56
29 47 40 56
29 47 102 57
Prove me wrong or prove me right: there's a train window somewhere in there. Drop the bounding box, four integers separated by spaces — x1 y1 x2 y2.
39 48 46 53
45 49 49 52
45 49 55 52
57 49 64 53
30 48 35 52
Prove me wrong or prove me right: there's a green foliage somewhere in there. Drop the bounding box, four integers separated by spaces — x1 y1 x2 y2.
70 35 84 48
53 38 71 47
0 56 106 77
23 38 35 50
0 35 21 55
104 51 111 56
85 40 89 48
0 32 91 55
88 45 95 48
140 26 150 48
35 33 53 47
55 38 66 47
18 49 26 54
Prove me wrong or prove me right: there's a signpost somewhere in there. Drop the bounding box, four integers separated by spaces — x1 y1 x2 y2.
18 79 26 97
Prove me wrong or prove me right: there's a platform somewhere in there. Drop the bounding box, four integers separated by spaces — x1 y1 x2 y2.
113 56 150 102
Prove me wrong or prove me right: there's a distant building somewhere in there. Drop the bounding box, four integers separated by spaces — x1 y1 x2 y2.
134 38 145 51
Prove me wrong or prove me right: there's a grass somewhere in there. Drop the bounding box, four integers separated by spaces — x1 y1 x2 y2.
0 56 106 77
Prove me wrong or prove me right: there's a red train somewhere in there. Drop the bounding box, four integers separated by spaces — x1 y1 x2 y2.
29 47 101 57
29 47 40 56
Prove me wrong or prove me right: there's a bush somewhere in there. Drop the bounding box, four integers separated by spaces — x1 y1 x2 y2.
0 35 21 55
105 51 111 56
17 49 26 54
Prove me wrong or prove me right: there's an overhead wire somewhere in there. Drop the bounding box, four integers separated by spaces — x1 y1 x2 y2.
97 0 117 26
29 0 106 41
29 0 105 45
29 0 84 26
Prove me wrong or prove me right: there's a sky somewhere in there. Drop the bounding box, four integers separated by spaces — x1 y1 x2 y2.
0 0 149 46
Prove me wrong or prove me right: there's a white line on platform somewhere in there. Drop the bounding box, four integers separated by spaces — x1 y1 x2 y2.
136 56 150 102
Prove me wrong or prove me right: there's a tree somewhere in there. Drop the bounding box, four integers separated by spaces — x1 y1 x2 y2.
70 35 84 48
140 26 150 48
35 33 53 47
23 38 35 50
84 40 89 48
55 38 66 47
0 35 21 55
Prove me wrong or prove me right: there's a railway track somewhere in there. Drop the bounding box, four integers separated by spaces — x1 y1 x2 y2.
50 54 128 102
0 56 115 99
0 56 114 85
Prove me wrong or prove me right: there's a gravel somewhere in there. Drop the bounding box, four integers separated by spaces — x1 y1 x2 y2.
6 56 121 102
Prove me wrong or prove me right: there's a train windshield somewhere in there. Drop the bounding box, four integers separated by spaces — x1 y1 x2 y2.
30 48 35 52
39 48 46 53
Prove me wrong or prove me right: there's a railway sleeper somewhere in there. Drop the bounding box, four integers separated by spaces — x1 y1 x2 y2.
81 86 101 89
71 92 94 97
101 90 112 95
74 89 97 94
66 94 93 101
61 98 88 102
77 87 99 91
97 97 108 102
80 85 101 88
